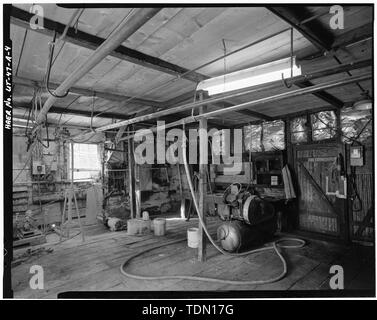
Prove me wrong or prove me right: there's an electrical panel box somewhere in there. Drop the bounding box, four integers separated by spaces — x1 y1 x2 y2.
32 161 46 175
350 145 364 166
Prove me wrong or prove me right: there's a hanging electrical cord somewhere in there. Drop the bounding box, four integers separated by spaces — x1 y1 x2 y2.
350 166 362 212
314 114 371 212
51 9 84 68
347 119 371 212
190 83 199 118
43 9 84 98
45 31 70 98
120 122 305 285
57 96 81 127
37 116 50 149
24 89 35 136
90 92 96 132
222 38 227 94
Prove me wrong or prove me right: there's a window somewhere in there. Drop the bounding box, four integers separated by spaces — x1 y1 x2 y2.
290 116 308 144
311 111 337 141
71 143 101 181
341 107 372 144
263 120 285 151
244 120 285 152
244 124 262 152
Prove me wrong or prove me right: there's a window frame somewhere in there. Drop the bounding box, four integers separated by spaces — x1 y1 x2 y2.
69 143 102 182
288 109 340 146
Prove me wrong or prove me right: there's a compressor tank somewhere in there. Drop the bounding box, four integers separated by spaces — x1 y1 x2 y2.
217 217 277 253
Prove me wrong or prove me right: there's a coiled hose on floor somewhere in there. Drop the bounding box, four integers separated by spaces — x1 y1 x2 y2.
120 132 305 285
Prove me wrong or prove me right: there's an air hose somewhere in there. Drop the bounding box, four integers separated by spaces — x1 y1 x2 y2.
120 130 305 285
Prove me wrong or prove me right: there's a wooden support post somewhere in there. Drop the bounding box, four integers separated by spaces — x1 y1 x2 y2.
135 165 141 218
198 91 207 262
127 126 136 219
122 141 127 191
177 164 185 219
68 143 74 236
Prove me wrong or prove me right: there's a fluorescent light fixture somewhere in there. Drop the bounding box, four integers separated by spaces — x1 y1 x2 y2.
197 57 302 96
353 93 372 111
353 99 372 111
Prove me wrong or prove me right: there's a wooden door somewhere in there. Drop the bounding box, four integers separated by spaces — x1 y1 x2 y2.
347 144 374 243
294 143 348 240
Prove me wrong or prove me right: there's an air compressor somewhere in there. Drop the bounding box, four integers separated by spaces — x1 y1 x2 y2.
217 183 277 252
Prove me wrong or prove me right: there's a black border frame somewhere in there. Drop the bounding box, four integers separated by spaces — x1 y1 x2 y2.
2 2 375 301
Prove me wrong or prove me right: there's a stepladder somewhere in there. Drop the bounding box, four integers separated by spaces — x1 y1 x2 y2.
60 187 85 242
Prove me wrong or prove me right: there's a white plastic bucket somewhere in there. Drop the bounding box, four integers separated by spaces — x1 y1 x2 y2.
127 219 151 235
142 211 149 221
127 219 139 235
187 227 199 248
153 218 166 236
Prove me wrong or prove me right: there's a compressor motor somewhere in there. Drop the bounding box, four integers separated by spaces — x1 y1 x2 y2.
217 183 277 252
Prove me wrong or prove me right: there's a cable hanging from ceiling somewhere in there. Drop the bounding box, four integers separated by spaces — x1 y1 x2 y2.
45 31 70 98
44 9 84 99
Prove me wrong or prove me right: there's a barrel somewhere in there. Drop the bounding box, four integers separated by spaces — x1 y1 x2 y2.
153 218 166 236
187 227 199 248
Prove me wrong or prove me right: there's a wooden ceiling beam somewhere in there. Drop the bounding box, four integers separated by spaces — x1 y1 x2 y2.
332 22 373 50
164 90 272 121
14 104 233 129
35 7 161 125
161 24 373 119
267 6 348 109
13 76 162 107
10 6 206 83
295 80 344 108
267 6 334 52
221 100 274 121
16 103 132 120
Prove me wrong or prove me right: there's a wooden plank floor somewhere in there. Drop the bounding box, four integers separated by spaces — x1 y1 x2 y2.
11 217 375 298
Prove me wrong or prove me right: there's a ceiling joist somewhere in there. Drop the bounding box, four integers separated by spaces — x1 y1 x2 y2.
295 80 344 108
10 6 274 122
267 6 334 52
10 6 206 83
13 76 162 107
267 6 348 109
34 7 161 125
16 104 132 120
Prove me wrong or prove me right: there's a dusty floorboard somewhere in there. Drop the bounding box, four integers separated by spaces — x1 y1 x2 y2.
11 217 375 298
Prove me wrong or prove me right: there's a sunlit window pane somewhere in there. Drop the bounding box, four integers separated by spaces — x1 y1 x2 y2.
341 108 372 144
311 111 337 141
291 116 308 144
